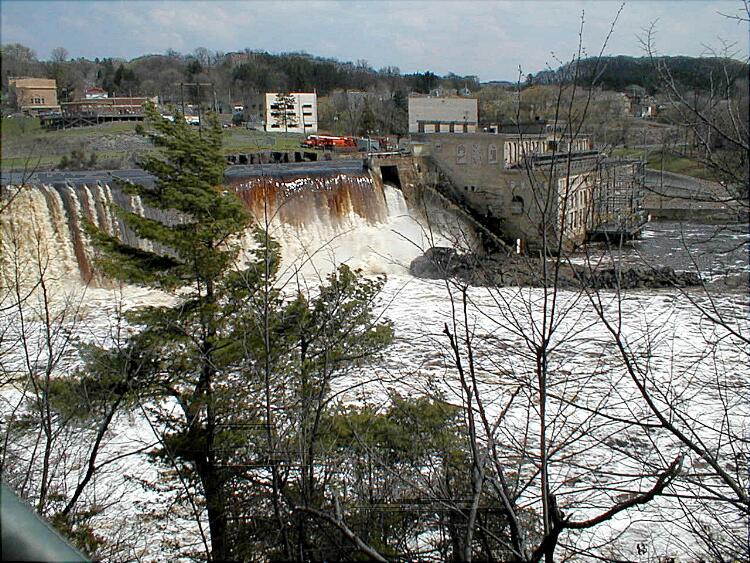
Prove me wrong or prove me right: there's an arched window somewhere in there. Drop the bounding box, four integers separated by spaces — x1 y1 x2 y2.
511 195 524 215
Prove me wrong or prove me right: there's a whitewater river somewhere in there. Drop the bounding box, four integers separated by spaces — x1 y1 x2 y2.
1 180 747 561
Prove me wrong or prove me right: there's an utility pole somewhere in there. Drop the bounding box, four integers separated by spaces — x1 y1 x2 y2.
176 81 214 115
175 82 214 133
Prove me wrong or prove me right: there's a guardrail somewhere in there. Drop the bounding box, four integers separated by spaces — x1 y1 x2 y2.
1 483 88 562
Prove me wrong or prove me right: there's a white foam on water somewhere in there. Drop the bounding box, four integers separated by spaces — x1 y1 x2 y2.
1 177 746 561
263 183 456 280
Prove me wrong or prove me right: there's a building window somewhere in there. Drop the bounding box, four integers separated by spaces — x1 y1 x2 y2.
511 196 524 215
456 144 467 165
488 144 498 164
471 143 482 165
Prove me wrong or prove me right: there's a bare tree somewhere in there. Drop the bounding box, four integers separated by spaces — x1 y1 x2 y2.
50 47 68 64
0 184 155 560
403 7 744 561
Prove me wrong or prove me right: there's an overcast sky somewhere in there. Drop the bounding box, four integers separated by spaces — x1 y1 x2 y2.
1 0 748 81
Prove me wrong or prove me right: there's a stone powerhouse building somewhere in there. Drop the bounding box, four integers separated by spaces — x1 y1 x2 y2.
409 131 645 252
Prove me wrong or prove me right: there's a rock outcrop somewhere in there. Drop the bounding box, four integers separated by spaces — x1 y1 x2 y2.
409 247 703 289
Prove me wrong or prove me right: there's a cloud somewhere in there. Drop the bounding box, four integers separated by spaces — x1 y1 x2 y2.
1 0 746 80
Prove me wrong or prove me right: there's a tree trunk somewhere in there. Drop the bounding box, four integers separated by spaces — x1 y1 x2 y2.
201 464 228 562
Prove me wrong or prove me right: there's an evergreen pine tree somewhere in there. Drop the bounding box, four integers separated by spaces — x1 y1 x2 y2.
86 104 394 560
89 104 253 560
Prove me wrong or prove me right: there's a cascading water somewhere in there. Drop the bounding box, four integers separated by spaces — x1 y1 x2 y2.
228 170 465 278
1 170 466 287
1 182 156 287
0 185 81 287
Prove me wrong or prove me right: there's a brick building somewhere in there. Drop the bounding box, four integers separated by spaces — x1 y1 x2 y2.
8 77 60 114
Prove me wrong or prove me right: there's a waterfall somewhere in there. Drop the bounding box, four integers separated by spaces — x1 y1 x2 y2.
95 184 115 236
228 171 459 278
1 185 82 288
1 170 466 288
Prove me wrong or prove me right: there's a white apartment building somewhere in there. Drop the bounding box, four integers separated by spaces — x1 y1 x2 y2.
408 94 478 134
265 92 318 134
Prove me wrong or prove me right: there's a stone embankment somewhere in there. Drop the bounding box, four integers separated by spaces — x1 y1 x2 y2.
410 247 702 289
644 169 747 221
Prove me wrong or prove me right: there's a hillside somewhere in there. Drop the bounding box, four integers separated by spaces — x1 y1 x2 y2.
531 55 749 93
1 44 478 109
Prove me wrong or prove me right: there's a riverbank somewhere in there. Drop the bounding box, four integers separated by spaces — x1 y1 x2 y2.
409 247 705 289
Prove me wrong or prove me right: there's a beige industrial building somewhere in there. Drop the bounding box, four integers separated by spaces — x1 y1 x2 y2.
408 94 478 134
265 92 318 134
411 132 644 250
8 77 60 114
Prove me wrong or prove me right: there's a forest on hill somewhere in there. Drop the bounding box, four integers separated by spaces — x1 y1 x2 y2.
531 55 749 94
2 43 747 144
0 43 479 108
3 44 747 111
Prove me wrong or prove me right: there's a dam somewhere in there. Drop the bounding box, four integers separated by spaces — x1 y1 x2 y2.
0 159 487 287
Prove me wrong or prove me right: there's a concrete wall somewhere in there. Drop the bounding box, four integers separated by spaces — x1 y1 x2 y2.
408 96 478 133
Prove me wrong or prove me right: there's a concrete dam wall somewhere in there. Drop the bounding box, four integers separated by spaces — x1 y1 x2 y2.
1 161 480 288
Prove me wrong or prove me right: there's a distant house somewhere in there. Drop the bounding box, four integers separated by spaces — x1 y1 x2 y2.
83 87 108 100
408 94 478 133
596 90 630 117
625 90 658 119
265 92 318 134
8 77 60 114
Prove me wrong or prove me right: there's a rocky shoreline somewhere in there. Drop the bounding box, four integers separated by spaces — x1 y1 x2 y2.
409 247 706 289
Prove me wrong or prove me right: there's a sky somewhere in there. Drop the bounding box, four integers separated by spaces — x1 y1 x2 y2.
1 0 748 81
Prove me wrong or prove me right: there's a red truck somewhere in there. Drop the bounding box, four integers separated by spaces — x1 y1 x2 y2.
302 135 358 150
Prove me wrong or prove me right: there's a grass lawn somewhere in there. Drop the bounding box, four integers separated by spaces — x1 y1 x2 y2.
1 116 43 138
1 154 61 169
2 117 138 141
221 128 304 153
2 117 309 169
610 147 719 181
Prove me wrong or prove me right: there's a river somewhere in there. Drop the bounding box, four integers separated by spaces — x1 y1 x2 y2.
1 174 747 561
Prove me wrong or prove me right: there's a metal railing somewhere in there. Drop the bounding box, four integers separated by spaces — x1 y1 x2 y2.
1 483 88 562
